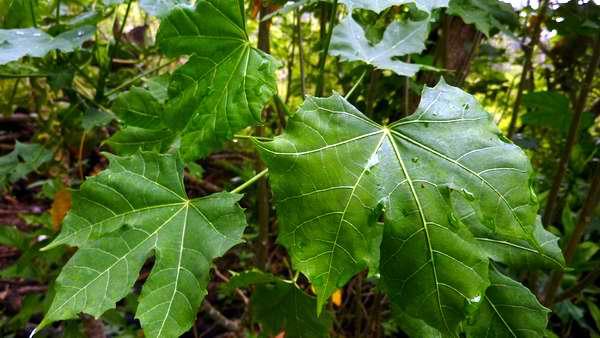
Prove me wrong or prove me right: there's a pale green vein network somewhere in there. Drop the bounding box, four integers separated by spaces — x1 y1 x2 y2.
257 80 560 334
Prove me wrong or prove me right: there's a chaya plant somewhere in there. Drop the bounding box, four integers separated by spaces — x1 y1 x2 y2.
29 0 566 337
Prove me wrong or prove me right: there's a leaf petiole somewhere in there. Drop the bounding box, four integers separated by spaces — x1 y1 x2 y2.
231 169 269 194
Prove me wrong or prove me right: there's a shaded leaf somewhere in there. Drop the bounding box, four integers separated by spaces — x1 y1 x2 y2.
0 142 53 188
466 268 549 338
0 26 94 65
112 87 165 130
256 80 554 333
156 0 278 160
226 270 333 338
522 91 594 134
38 152 248 338
447 0 519 37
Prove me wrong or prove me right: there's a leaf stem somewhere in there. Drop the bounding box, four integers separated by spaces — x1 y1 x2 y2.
105 59 176 97
296 8 307 98
344 69 367 100
315 0 338 97
95 0 133 101
233 134 273 141
230 169 269 194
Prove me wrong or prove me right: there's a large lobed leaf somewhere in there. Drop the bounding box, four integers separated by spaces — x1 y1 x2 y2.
256 79 562 334
38 152 247 338
0 26 94 65
330 0 447 76
330 16 428 76
156 0 278 161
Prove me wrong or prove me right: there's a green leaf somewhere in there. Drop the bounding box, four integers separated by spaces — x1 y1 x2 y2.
256 79 554 333
156 0 278 160
447 0 519 37
105 127 177 155
452 190 564 269
522 91 594 134
112 87 165 130
225 270 333 338
0 26 94 65
38 152 248 338
82 107 115 130
466 268 549 337
139 0 194 17
339 0 448 13
331 16 428 76
0 142 53 188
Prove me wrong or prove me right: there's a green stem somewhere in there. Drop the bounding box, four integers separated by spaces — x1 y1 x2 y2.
233 134 273 141
30 0 37 27
105 59 176 97
315 0 338 97
344 69 368 100
95 0 133 101
230 169 269 194
56 0 60 25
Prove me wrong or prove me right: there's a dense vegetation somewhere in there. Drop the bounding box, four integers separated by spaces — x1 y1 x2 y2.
0 0 599 337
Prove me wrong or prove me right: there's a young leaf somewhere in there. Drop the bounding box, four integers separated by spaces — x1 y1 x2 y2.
0 26 94 65
156 0 278 160
0 142 53 188
466 268 549 337
38 152 247 338
256 79 554 333
111 87 165 130
225 270 333 338
330 16 428 76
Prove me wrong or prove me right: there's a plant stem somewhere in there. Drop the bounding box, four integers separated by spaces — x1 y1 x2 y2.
365 69 381 116
105 59 176 97
29 0 37 27
95 0 133 101
556 263 600 302
234 134 273 141
542 37 600 225
255 1 272 270
543 159 600 306
344 69 367 100
56 0 60 25
230 169 269 194
315 0 338 97
507 0 549 138
296 8 307 97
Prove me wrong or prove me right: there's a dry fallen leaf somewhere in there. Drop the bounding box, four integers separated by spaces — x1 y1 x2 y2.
50 189 71 231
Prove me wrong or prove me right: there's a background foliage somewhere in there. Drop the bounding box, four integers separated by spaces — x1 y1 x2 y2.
0 0 599 337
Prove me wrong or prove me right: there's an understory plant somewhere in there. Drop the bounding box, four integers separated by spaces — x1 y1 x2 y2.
1 0 599 337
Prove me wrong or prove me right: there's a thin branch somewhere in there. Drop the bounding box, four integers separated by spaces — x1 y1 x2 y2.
315 0 338 97
201 301 241 332
507 0 549 138
543 37 600 225
296 8 307 97
543 159 600 306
